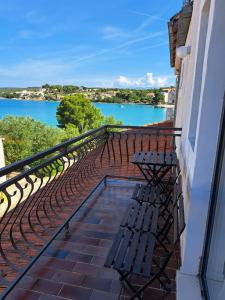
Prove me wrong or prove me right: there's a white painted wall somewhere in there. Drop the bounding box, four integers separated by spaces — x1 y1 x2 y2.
175 0 225 278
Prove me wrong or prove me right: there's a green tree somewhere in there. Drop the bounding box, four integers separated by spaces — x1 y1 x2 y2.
57 94 104 134
0 116 66 164
103 116 122 126
152 90 164 105
57 94 122 133
62 85 79 94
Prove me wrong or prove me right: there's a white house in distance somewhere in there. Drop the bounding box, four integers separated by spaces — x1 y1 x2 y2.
161 88 176 104
168 0 225 299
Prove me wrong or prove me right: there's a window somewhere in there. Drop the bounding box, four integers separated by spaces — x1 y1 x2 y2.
188 3 210 149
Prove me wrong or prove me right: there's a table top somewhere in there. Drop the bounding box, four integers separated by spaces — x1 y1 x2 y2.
131 151 177 166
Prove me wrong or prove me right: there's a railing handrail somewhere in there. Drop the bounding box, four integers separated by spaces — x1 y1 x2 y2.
107 125 182 131
0 125 107 177
0 125 182 178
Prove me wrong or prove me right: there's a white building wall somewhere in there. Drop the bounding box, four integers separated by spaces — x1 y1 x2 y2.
176 0 225 280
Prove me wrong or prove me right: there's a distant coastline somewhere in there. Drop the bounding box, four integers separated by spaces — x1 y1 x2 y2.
0 97 174 108
0 99 168 127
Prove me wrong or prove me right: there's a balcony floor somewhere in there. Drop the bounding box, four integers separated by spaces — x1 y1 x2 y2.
6 179 178 300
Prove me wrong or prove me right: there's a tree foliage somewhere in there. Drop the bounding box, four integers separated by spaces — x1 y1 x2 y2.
152 90 164 105
0 116 67 164
56 94 121 134
57 94 104 133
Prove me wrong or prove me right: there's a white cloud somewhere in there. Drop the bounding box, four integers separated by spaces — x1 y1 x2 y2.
115 72 175 88
146 73 155 85
116 76 144 87
116 76 131 85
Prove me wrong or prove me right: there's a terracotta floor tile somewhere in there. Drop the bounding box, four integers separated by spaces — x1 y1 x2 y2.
27 265 55 280
89 289 118 300
39 257 76 271
66 251 93 264
44 248 70 259
38 295 66 300
17 276 62 296
4 180 179 299
91 255 106 266
143 288 176 300
82 274 112 292
52 269 84 286
73 262 101 276
58 284 92 300
6 288 41 300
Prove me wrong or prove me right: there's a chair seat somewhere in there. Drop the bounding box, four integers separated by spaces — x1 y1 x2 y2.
104 227 157 277
132 184 168 205
120 202 159 232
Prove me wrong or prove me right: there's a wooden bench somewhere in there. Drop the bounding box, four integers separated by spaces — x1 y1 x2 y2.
104 175 185 300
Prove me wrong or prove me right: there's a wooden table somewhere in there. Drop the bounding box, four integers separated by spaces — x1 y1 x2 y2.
131 151 177 188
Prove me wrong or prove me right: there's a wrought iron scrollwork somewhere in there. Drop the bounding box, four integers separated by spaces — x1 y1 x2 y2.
0 125 181 294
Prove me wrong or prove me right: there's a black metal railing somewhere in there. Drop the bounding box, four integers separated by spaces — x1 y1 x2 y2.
0 124 181 296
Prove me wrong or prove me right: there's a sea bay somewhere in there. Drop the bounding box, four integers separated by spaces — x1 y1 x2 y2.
0 99 167 127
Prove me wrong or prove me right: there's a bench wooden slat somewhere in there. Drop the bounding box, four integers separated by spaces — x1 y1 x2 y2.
143 232 156 276
142 206 154 232
139 185 147 201
114 229 132 269
133 232 149 274
120 203 133 227
128 205 139 228
150 207 159 234
123 231 140 272
132 184 140 199
136 204 147 231
104 229 124 267
143 186 151 202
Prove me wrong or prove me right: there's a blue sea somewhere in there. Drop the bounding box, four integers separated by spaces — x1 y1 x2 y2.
0 99 166 127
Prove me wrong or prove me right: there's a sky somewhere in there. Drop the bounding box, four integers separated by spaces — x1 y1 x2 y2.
0 0 182 88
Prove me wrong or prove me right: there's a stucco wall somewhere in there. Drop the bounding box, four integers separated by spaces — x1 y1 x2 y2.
175 0 225 275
